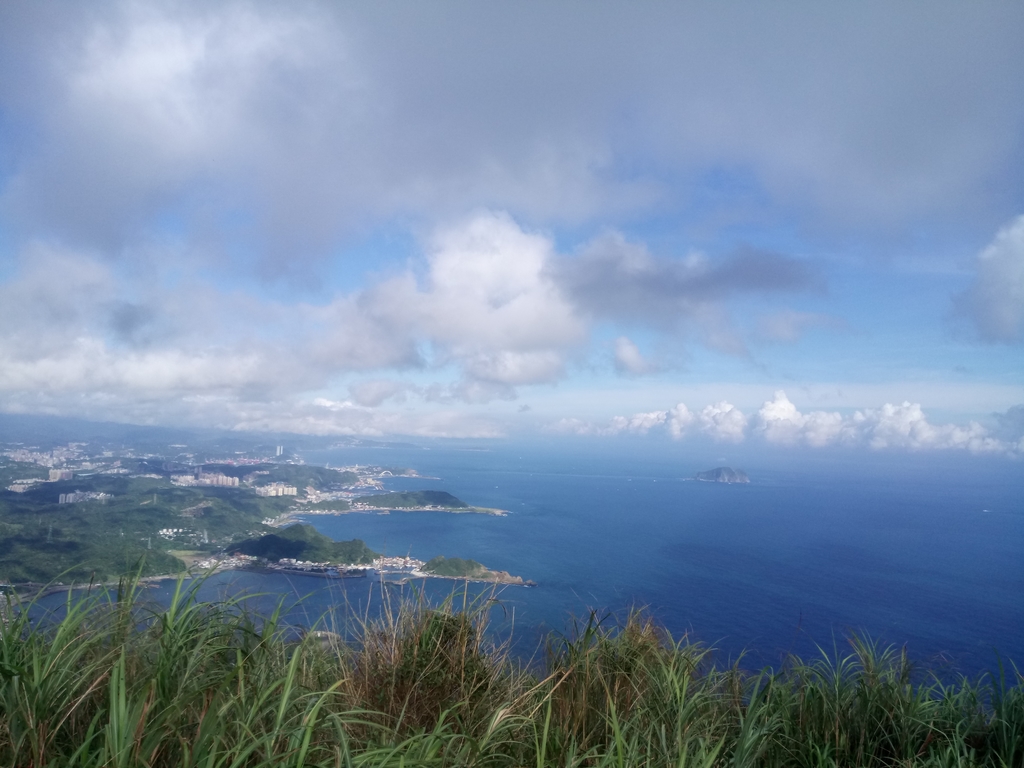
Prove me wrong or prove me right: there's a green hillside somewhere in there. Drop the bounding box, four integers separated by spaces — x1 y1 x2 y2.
0 474 284 584
422 555 488 577
233 524 377 564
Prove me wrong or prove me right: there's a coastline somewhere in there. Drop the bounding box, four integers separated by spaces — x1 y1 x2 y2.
303 505 508 516
415 567 534 586
251 559 534 587
3 468 518 601
265 505 509 528
12 571 190 601
10 562 536 601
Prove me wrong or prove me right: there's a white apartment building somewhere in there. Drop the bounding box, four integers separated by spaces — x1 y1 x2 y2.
255 482 298 497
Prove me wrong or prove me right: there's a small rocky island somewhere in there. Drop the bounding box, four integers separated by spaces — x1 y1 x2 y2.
695 466 750 484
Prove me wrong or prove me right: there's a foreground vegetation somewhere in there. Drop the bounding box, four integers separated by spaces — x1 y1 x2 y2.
0 582 1020 768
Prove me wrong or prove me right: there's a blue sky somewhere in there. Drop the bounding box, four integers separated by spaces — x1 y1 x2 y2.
0 2 1022 455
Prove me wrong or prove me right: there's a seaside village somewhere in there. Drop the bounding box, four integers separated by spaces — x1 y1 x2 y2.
192 552 428 580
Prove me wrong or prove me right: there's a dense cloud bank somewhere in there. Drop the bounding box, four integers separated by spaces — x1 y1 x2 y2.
0 213 812 411
2 2 1022 256
550 391 1024 456
1 212 1022 443
1 3 1022 441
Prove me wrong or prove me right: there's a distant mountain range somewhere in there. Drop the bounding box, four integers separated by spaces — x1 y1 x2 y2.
694 467 749 484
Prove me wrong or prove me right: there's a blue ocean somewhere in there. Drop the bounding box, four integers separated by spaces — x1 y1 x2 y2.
147 438 1023 677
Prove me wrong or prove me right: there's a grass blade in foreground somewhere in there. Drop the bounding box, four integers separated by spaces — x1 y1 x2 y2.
0 580 1020 767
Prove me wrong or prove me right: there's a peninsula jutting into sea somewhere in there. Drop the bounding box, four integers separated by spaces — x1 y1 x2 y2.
0 430 528 591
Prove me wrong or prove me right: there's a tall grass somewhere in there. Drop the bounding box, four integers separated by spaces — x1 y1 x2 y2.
0 580 1020 767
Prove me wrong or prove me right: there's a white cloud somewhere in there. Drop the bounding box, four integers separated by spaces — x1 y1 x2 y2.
697 401 748 443
322 214 815 396
348 379 413 407
0 212 840 436
419 213 582 351
543 403 698 440
0 214 589 417
374 211 586 391
548 410 668 437
618 411 669 434
852 402 1005 453
755 390 847 447
545 418 595 436
613 336 656 375
3 219 1022 446
547 392 1022 455
955 213 1024 343
667 403 695 439
754 390 1011 453
462 350 567 387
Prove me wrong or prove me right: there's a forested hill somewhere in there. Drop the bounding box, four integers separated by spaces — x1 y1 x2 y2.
233 524 377 564
422 556 487 577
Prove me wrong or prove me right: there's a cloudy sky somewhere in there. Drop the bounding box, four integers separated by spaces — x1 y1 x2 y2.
1 2 1022 454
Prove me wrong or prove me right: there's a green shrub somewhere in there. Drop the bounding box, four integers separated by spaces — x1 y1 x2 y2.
0 581 1020 767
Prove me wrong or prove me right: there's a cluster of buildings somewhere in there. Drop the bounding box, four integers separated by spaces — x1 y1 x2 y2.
372 555 424 573
158 527 210 543
193 554 258 571
171 472 240 487
184 553 433 580
265 558 370 577
4 468 76 492
255 482 297 497
275 557 334 569
303 487 352 504
201 457 268 467
58 491 111 504
264 561 368 577
158 527 188 539
5 479 42 493
2 444 82 467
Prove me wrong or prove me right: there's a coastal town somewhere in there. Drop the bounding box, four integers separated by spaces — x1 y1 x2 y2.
192 552 423 579
0 435 526 589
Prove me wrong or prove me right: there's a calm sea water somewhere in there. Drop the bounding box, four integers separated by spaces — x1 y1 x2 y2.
45 438 1024 676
